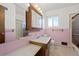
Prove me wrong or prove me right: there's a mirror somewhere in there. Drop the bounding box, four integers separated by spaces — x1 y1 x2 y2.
26 4 43 32
31 9 43 31
15 4 26 39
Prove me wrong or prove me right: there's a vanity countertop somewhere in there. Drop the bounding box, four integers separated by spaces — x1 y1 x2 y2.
30 36 51 44
6 44 41 56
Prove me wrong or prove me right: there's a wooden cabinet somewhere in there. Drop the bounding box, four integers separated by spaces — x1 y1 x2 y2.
30 36 51 56
0 5 5 43
26 7 32 30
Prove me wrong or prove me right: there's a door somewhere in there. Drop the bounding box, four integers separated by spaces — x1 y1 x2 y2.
72 14 79 47
16 20 23 39
0 5 5 43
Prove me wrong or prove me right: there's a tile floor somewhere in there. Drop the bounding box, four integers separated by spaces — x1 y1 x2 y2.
49 44 79 56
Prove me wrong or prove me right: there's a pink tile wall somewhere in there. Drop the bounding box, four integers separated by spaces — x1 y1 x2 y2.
28 28 70 46
5 29 16 43
0 28 70 55
43 28 70 46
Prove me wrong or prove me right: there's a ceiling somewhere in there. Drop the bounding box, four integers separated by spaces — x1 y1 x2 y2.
15 3 79 13
15 3 28 11
37 3 79 13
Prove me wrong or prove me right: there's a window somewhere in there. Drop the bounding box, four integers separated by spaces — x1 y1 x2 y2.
48 17 52 27
53 16 59 27
38 17 44 28
42 17 45 28
48 16 59 27
39 17 42 28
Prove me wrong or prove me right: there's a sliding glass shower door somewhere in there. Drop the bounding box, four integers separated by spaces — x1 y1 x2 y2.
72 15 79 48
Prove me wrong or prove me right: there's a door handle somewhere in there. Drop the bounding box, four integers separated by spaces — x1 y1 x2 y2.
1 32 5 35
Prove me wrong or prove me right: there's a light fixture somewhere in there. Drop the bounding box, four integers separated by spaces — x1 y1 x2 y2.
38 7 41 11
30 3 43 15
27 3 30 7
34 4 38 8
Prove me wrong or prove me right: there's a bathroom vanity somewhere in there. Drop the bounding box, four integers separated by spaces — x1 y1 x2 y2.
30 35 51 56
6 35 51 56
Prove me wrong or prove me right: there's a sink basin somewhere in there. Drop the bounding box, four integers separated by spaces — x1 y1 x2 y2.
30 35 51 44
36 34 49 39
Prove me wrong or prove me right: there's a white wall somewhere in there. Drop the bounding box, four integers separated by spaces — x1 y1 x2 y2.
45 4 79 29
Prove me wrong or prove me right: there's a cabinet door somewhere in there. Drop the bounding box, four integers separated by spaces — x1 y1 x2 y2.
0 5 5 43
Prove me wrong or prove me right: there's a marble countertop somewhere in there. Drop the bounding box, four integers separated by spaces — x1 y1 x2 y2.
6 44 41 56
30 35 51 44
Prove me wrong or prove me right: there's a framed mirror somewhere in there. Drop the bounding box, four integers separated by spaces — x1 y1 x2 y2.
26 4 43 32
